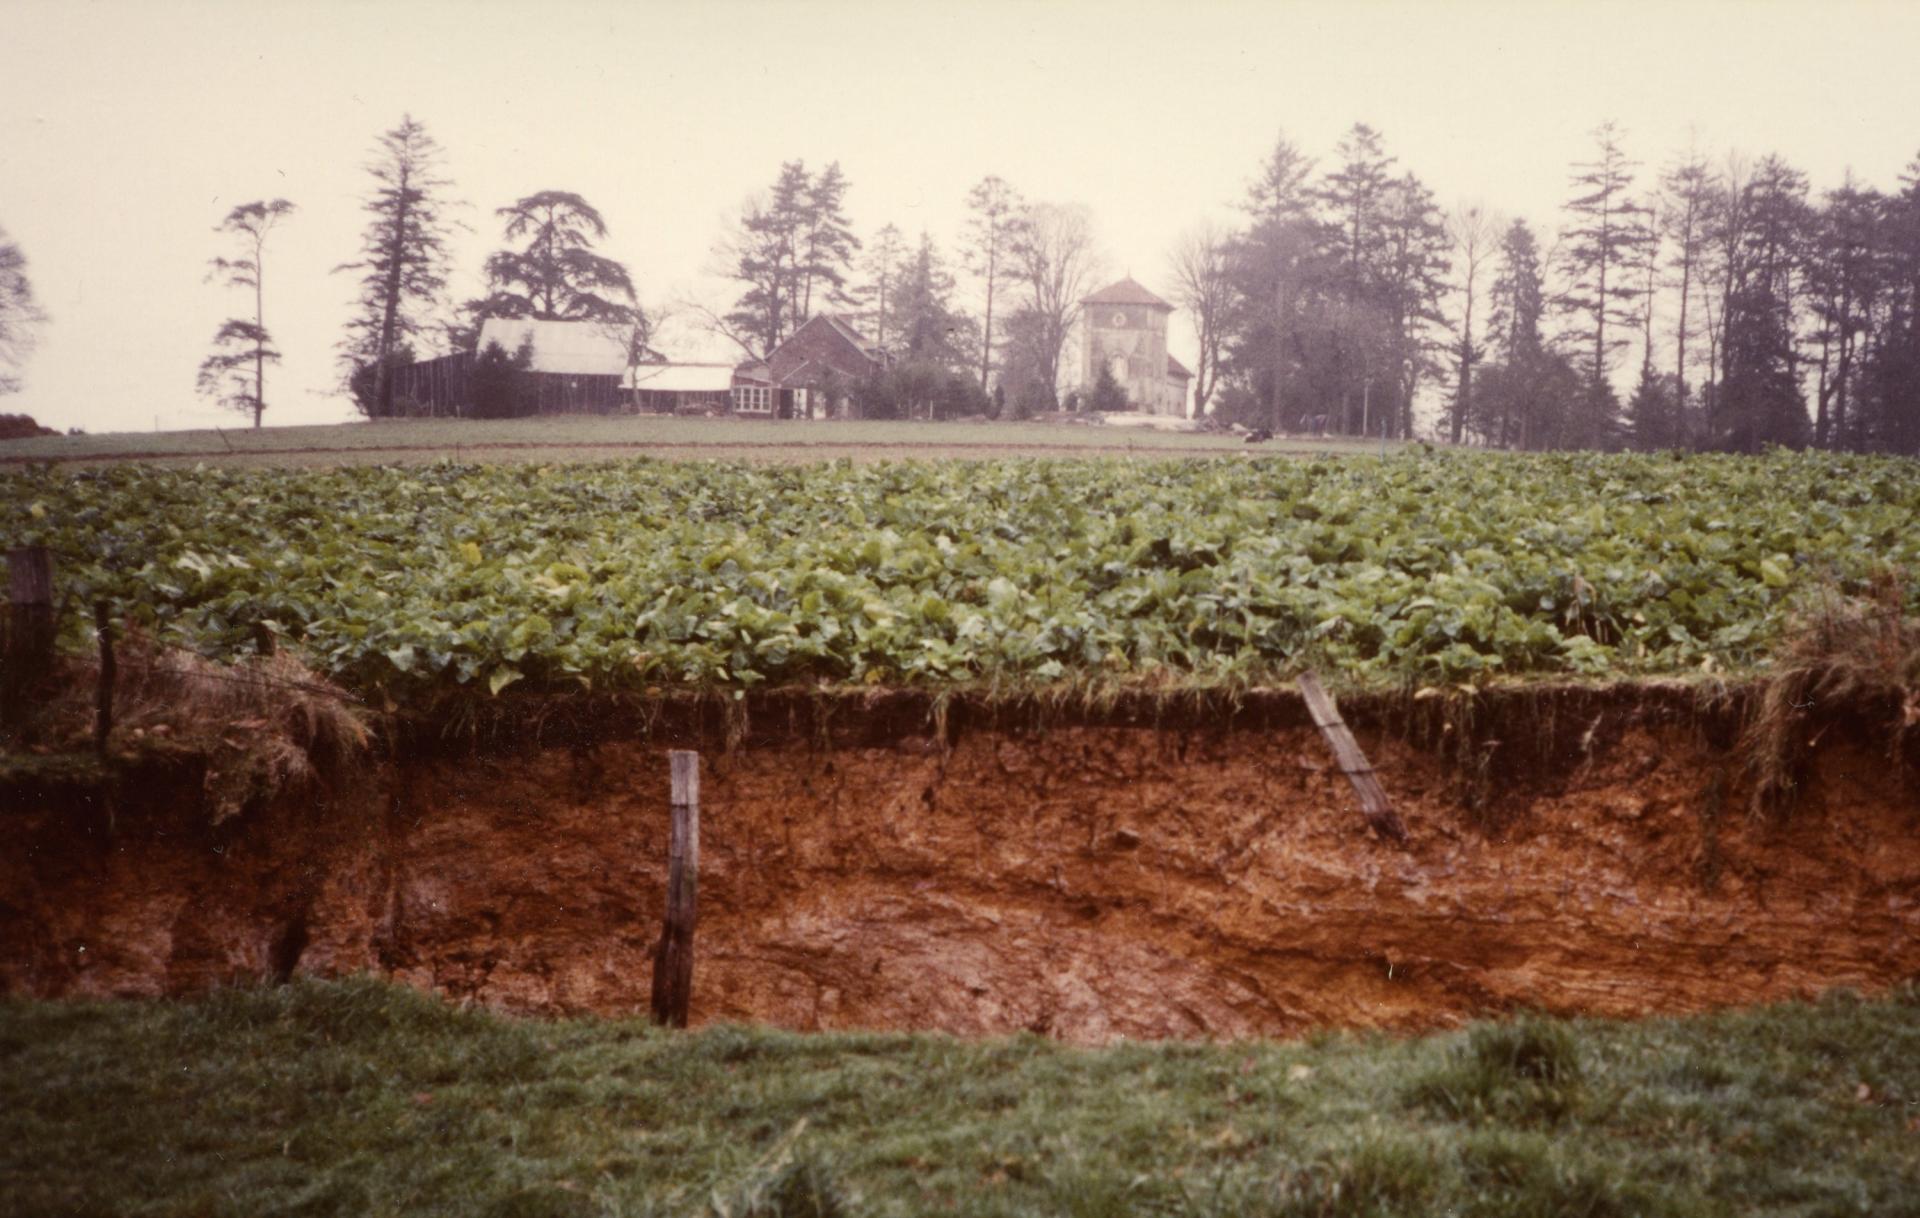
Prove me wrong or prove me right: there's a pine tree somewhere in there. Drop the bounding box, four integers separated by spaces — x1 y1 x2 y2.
1558 121 1654 445
1859 155 1920 453
1375 172 1450 438
963 175 1023 391
796 162 860 328
721 162 811 357
336 115 458 419
1806 176 1881 448
1659 151 1716 443
1714 155 1811 451
890 232 972 371
1221 134 1323 430
854 223 908 352
197 199 295 428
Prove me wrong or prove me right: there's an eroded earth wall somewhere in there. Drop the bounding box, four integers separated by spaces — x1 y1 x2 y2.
4 701 1917 1042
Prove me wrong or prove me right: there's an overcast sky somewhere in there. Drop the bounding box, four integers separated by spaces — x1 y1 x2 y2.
4 0 1918 434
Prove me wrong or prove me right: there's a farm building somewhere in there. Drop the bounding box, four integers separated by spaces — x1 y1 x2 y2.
476 318 632 413
628 363 735 414
732 314 887 419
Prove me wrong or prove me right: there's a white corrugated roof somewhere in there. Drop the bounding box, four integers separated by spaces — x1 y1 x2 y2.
477 318 631 377
630 363 736 392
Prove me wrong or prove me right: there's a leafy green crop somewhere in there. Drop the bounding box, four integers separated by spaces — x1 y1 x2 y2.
3 451 1915 701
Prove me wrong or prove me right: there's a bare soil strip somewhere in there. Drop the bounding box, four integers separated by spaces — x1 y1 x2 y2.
7 689 1916 1042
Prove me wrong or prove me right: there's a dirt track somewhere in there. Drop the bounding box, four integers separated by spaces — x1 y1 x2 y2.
5 698 1917 1041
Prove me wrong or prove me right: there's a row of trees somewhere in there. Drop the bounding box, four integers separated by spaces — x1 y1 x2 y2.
17 109 1907 448
1175 122 1920 454
191 115 646 425
700 126 1920 452
708 164 1101 418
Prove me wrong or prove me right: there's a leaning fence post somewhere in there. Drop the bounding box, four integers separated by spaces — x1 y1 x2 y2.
3 545 54 737
651 749 700 1028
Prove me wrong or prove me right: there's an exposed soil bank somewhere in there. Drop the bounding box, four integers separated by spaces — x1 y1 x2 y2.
4 690 1918 1042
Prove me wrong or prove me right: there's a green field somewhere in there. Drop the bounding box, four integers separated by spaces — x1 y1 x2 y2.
0 414 1386 468
3 979 1916 1216
3 449 1916 699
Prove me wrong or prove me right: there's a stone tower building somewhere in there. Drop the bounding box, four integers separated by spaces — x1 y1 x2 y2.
1073 277 1191 416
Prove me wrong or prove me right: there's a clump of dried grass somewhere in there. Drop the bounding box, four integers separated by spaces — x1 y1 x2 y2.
32 630 370 825
1743 572 1920 818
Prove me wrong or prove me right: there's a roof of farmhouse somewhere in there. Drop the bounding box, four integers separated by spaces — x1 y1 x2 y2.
477 318 631 377
1082 277 1173 309
629 363 736 393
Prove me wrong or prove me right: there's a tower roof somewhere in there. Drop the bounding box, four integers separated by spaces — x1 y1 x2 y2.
1082 277 1173 309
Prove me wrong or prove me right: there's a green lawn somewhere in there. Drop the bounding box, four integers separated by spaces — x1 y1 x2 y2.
3 979 1915 1216
0 415 1391 468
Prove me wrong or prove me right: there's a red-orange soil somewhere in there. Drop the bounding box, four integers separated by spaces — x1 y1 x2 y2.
4 694 1917 1043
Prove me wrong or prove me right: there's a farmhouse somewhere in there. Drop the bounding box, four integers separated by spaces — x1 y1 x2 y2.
1068 277 1190 417
731 314 886 419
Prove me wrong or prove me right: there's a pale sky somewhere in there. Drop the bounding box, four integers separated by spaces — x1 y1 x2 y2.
4 0 1918 434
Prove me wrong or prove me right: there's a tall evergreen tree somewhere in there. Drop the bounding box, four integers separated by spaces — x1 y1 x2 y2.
1375 172 1450 438
1806 175 1881 448
1221 134 1324 430
1856 154 1920 453
1318 124 1397 433
719 161 810 357
795 162 860 329
197 199 295 428
962 175 1023 391
1659 151 1716 443
1558 121 1654 445
1714 155 1811 451
853 223 908 353
889 232 972 371
336 115 458 418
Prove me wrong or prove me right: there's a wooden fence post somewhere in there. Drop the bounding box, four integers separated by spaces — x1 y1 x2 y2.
94 600 116 757
1297 671 1408 845
3 545 54 736
651 749 700 1028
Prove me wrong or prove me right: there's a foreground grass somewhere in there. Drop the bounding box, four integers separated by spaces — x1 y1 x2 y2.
3 980 1917 1216
0 414 1386 467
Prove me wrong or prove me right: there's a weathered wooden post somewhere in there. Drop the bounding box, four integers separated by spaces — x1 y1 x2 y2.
651 749 700 1028
3 545 55 736
94 600 115 758
1297 670 1408 844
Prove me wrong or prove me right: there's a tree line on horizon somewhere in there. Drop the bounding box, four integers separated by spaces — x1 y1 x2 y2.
2 112 1917 451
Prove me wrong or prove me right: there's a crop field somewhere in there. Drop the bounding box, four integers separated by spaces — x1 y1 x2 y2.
0 414 1385 469
3 449 1916 700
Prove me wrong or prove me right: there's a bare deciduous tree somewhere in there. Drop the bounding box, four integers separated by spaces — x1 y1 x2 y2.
1168 221 1229 416
1009 202 1100 409
1445 202 1498 444
0 227 47 396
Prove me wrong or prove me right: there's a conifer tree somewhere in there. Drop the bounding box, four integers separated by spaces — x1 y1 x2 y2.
197 199 295 428
337 115 457 418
